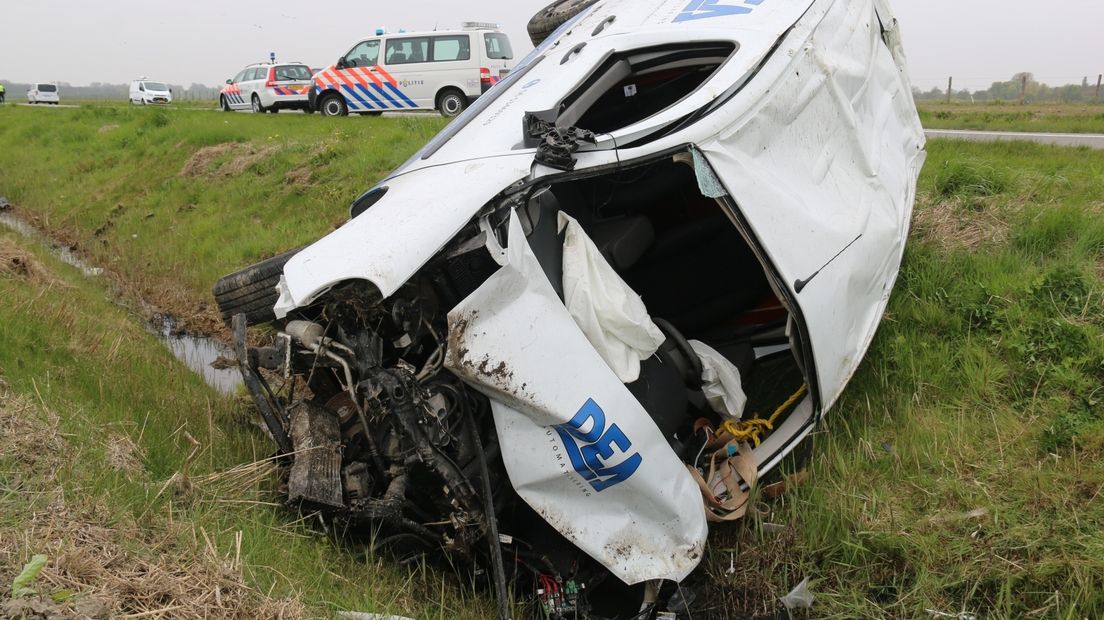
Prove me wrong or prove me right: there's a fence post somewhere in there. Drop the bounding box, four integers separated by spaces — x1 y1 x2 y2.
946 76 953 103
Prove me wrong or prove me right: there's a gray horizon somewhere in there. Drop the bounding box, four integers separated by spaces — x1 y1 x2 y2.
1 0 1101 92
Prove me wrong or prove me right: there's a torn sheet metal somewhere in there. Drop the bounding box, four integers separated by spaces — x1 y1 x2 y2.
445 213 707 584
560 212 665 384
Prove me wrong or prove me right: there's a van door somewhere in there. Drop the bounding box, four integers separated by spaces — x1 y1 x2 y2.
481 32 515 88
427 34 477 102
381 36 432 109
225 69 250 108
240 67 265 106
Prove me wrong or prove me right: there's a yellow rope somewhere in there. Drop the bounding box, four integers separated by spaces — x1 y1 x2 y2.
720 384 809 447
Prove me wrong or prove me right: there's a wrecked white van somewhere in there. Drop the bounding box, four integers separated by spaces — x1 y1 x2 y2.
215 0 924 616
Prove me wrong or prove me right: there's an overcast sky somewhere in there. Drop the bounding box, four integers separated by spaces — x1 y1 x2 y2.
1 0 1101 92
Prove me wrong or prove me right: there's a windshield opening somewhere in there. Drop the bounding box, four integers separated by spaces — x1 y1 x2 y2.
144 82 168 92
556 42 736 134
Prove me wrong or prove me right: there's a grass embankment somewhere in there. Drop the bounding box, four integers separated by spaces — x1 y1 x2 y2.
0 230 495 618
0 103 446 333
2 104 1104 617
919 101 1104 133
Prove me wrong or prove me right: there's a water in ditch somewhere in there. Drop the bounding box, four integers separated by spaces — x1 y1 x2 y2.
1 206 242 395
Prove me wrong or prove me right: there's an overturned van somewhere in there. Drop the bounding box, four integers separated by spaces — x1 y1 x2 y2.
215 0 925 616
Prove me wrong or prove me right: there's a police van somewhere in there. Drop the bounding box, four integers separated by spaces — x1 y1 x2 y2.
310 23 515 117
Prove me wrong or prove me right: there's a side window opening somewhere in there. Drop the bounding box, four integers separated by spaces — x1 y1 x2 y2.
555 43 736 133
432 35 471 62
385 37 430 65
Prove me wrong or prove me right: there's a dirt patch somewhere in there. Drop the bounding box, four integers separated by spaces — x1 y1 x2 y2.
180 143 280 179
219 145 279 178
97 124 119 134
912 197 1011 250
0 239 64 286
179 143 237 177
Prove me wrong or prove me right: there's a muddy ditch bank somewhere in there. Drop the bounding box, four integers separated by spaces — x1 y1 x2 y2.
1 201 242 395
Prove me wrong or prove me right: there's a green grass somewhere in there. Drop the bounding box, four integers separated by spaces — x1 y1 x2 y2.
2 102 1104 617
0 231 495 618
0 103 446 330
919 101 1104 133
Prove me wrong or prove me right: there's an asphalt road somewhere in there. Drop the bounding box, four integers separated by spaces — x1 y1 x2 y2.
925 129 1104 150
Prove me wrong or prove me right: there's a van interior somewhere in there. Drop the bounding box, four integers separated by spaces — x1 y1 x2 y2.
518 153 810 460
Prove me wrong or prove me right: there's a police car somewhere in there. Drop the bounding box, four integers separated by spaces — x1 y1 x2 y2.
309 23 516 117
219 62 314 113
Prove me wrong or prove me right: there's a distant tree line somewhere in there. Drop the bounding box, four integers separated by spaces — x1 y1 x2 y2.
914 73 1103 103
0 81 221 101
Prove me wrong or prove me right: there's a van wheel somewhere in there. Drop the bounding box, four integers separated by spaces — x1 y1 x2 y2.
251 95 265 114
437 89 467 118
213 247 303 326
527 0 599 46
319 93 348 117
220 96 232 112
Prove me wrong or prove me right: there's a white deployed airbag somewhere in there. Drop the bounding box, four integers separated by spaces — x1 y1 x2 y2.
560 213 666 384
689 340 747 420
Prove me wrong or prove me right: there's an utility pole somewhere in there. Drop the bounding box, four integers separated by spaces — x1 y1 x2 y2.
1097 74 1102 102
1019 74 1028 105
946 76 953 103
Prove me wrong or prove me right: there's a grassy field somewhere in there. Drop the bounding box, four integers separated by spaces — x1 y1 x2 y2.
0 103 446 332
918 101 1104 133
2 103 1104 618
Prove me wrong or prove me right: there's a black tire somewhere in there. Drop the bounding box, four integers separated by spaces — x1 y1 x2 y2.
213 247 302 325
220 96 232 112
436 89 467 118
251 94 265 114
527 0 599 46
319 93 348 117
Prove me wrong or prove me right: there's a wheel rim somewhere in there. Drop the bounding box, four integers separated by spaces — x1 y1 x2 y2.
252 97 262 113
443 95 462 116
323 98 343 116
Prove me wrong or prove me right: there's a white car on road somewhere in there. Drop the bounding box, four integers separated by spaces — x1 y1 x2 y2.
129 79 173 105
26 83 60 105
219 62 313 113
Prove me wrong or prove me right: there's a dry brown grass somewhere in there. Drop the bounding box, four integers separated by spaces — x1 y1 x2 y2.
0 386 306 620
0 239 65 287
911 195 1011 250
179 144 236 177
179 144 280 179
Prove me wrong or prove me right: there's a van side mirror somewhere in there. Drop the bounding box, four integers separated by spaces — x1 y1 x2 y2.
336 57 347 69
225 78 232 84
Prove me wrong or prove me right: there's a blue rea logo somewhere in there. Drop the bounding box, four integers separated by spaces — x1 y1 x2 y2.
674 0 766 23
554 399 642 493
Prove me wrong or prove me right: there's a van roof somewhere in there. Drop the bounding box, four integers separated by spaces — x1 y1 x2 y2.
362 26 504 39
